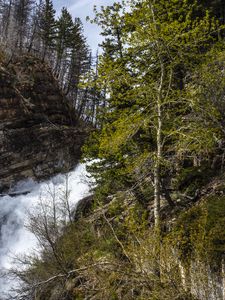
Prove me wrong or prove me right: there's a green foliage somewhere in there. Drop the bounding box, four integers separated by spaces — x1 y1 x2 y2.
171 195 225 265
56 7 74 57
10 1 225 298
175 164 216 196
206 195 225 258
39 0 56 51
83 0 225 210
14 185 225 299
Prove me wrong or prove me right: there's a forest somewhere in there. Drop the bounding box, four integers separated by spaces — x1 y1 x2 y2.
0 0 101 123
1 0 225 299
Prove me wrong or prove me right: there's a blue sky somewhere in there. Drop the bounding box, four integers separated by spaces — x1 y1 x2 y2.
53 0 120 53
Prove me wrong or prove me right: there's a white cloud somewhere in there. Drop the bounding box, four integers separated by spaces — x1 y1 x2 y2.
69 0 92 11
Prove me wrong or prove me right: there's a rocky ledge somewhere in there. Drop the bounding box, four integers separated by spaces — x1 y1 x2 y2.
0 55 87 192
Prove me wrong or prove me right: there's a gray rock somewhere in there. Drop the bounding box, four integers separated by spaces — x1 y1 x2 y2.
0 55 87 193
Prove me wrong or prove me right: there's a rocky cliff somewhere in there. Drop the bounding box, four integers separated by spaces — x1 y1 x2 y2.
0 55 87 193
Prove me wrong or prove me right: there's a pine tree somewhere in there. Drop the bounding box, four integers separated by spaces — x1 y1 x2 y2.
64 18 89 98
55 7 73 77
91 2 126 59
84 0 224 228
39 0 56 60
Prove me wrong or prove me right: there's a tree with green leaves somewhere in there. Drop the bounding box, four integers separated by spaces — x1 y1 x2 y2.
89 2 126 59
84 0 223 228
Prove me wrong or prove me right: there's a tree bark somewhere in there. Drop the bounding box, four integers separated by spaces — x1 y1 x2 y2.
154 42 163 228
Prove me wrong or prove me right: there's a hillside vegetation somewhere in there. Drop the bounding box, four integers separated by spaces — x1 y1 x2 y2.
3 0 225 299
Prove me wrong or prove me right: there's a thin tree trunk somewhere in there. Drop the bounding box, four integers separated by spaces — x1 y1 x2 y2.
222 256 225 300
150 1 164 229
178 259 190 292
154 47 164 229
154 160 161 228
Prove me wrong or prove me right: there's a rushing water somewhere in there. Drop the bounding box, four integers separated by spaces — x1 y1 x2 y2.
0 164 90 298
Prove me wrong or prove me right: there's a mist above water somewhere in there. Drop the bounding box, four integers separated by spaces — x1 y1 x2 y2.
0 164 91 298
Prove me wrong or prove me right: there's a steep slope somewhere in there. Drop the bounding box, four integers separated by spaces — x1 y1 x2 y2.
0 55 87 193
22 172 225 300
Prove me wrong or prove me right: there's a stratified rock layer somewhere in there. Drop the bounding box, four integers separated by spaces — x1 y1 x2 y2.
0 55 87 192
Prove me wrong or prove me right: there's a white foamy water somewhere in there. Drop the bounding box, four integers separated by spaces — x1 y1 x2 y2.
0 164 91 298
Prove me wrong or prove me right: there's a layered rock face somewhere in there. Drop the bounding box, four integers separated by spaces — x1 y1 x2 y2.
0 55 87 192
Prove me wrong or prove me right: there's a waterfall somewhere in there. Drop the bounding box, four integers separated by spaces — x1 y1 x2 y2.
0 164 90 298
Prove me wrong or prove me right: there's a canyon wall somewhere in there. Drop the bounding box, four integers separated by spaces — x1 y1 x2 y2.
0 55 87 192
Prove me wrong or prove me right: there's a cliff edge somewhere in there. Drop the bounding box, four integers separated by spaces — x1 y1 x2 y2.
0 55 87 192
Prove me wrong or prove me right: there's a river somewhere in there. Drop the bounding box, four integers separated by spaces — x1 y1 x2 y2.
0 164 90 298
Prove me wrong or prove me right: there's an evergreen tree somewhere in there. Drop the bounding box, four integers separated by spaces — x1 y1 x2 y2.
39 0 56 60
64 18 89 99
84 0 224 228
91 2 126 59
55 7 73 77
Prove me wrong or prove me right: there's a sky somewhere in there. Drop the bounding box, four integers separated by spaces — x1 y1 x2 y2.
53 0 120 53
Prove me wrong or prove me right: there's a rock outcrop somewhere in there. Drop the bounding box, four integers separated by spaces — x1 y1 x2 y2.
0 55 87 192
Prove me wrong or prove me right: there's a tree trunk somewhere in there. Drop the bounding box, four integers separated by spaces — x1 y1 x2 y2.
154 161 161 228
150 1 164 229
222 256 225 300
154 55 164 228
